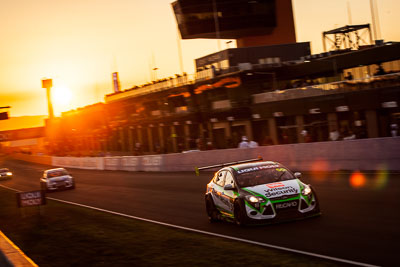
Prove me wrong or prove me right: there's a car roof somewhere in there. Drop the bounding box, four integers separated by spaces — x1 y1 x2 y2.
225 161 281 172
0 168 9 171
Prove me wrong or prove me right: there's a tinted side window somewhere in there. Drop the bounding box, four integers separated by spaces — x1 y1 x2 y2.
214 171 226 187
225 172 235 187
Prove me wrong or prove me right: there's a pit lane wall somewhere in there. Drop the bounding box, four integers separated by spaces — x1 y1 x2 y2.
11 137 400 171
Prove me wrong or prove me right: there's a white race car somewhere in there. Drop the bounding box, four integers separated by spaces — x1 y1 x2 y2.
40 168 75 192
0 168 12 180
198 158 320 226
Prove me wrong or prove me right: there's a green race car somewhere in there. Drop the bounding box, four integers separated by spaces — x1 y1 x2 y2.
200 158 320 226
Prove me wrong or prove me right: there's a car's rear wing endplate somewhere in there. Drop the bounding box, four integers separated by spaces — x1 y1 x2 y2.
195 156 263 176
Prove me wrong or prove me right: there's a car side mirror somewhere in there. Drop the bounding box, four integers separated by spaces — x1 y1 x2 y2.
224 184 234 190
294 172 302 179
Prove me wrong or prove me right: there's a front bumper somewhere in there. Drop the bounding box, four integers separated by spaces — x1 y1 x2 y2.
46 180 74 190
244 194 320 224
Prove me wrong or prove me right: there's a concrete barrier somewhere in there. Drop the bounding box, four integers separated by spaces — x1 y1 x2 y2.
11 137 400 172
162 148 255 172
141 155 163 171
160 137 400 172
253 138 400 172
121 156 140 171
52 156 104 170
104 157 122 170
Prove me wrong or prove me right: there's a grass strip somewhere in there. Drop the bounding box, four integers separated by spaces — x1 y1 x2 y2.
0 187 340 267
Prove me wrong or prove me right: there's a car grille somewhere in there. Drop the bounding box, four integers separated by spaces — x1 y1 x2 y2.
269 193 298 201
274 201 300 218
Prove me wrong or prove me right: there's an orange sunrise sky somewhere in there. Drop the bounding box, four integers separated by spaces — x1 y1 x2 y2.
0 0 399 118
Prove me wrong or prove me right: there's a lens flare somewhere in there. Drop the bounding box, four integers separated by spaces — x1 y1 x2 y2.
310 159 330 181
349 171 366 188
373 166 389 190
50 84 73 116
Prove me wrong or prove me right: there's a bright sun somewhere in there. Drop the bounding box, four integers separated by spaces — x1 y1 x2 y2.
52 85 72 106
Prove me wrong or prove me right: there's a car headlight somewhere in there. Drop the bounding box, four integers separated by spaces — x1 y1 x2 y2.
6 172 12 176
245 195 266 209
302 185 312 196
246 195 259 203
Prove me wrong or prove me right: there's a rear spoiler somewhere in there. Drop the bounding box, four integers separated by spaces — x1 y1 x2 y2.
195 156 263 176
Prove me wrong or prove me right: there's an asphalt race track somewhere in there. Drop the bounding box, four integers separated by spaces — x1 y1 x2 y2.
1 159 399 266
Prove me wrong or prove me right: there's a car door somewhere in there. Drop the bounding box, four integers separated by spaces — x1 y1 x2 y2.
211 170 229 212
222 171 236 214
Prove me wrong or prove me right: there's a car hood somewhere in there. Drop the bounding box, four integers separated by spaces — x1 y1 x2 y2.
243 179 301 199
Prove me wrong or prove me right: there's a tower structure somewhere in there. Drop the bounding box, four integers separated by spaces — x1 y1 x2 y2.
322 24 373 52
42 78 54 120
172 0 296 48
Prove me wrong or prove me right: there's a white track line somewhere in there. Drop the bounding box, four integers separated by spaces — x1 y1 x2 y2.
0 184 379 267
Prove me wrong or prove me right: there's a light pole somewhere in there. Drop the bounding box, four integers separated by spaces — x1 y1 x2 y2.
369 0 381 41
212 0 222 69
176 26 184 74
153 67 159 80
42 79 54 120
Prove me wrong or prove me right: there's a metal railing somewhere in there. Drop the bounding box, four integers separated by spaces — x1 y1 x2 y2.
106 63 399 105
253 72 400 104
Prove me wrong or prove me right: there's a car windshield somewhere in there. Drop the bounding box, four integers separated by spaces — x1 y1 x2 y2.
48 169 68 177
235 166 294 188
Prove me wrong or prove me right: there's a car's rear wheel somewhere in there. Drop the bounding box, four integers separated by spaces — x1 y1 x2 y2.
205 195 219 223
234 200 249 226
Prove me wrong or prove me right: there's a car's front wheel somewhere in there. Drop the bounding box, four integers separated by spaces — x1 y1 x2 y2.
310 188 320 214
234 200 249 226
205 194 219 223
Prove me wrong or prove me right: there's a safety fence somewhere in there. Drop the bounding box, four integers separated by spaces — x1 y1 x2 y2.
11 137 400 172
